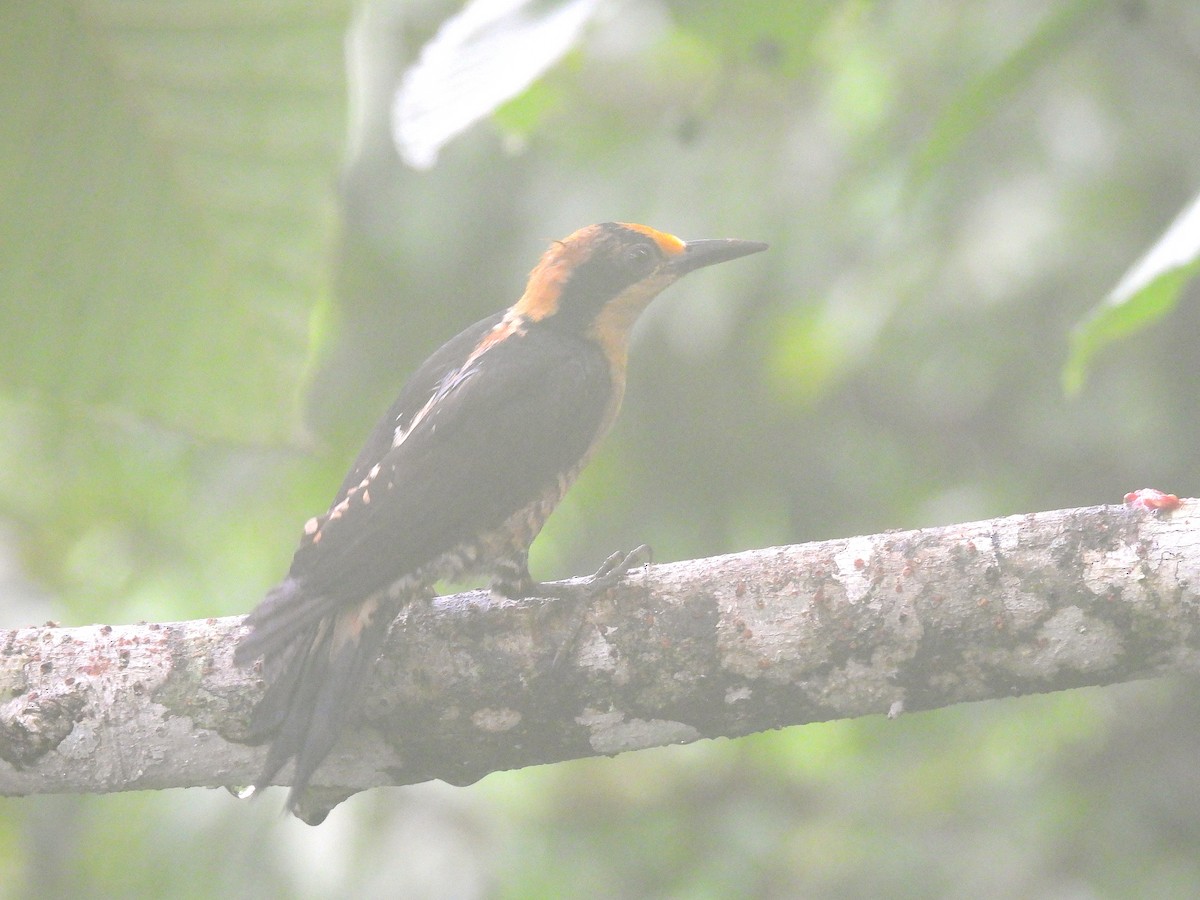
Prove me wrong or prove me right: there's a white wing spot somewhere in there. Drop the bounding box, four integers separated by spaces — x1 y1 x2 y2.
328 496 352 522
389 318 522 451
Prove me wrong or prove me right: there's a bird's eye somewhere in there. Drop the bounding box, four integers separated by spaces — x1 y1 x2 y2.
623 244 656 274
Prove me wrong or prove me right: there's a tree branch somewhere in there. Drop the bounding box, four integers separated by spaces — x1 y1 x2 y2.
3 501 1199 819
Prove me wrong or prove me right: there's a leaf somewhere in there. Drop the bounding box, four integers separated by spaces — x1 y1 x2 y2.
1064 191 1200 393
0 2 346 443
910 0 1102 190
393 0 602 170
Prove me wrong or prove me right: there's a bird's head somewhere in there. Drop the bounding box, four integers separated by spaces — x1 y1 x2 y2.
511 222 767 365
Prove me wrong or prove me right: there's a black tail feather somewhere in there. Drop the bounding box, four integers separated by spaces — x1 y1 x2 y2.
236 580 393 813
285 617 391 805
240 620 322 746
234 578 338 667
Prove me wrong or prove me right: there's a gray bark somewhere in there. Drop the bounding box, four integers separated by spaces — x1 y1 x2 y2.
2 501 1197 820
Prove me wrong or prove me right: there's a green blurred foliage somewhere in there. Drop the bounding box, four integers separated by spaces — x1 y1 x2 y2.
3 0 1200 896
1066 194 1200 394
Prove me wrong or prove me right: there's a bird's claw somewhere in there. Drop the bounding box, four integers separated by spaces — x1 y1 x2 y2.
534 544 651 600
588 544 652 588
543 544 652 670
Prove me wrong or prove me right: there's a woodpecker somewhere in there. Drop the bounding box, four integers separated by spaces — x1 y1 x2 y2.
235 222 767 818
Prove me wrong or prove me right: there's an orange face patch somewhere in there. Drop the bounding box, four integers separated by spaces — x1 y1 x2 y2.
616 222 686 257
512 223 684 322
511 226 600 321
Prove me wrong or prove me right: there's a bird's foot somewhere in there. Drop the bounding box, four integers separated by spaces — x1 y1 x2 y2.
537 545 652 669
538 544 651 599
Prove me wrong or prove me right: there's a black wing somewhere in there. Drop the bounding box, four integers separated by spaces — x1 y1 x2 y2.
328 312 504 504
236 320 613 665
289 323 612 600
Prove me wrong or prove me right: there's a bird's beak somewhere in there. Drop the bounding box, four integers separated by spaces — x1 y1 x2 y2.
671 238 769 276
